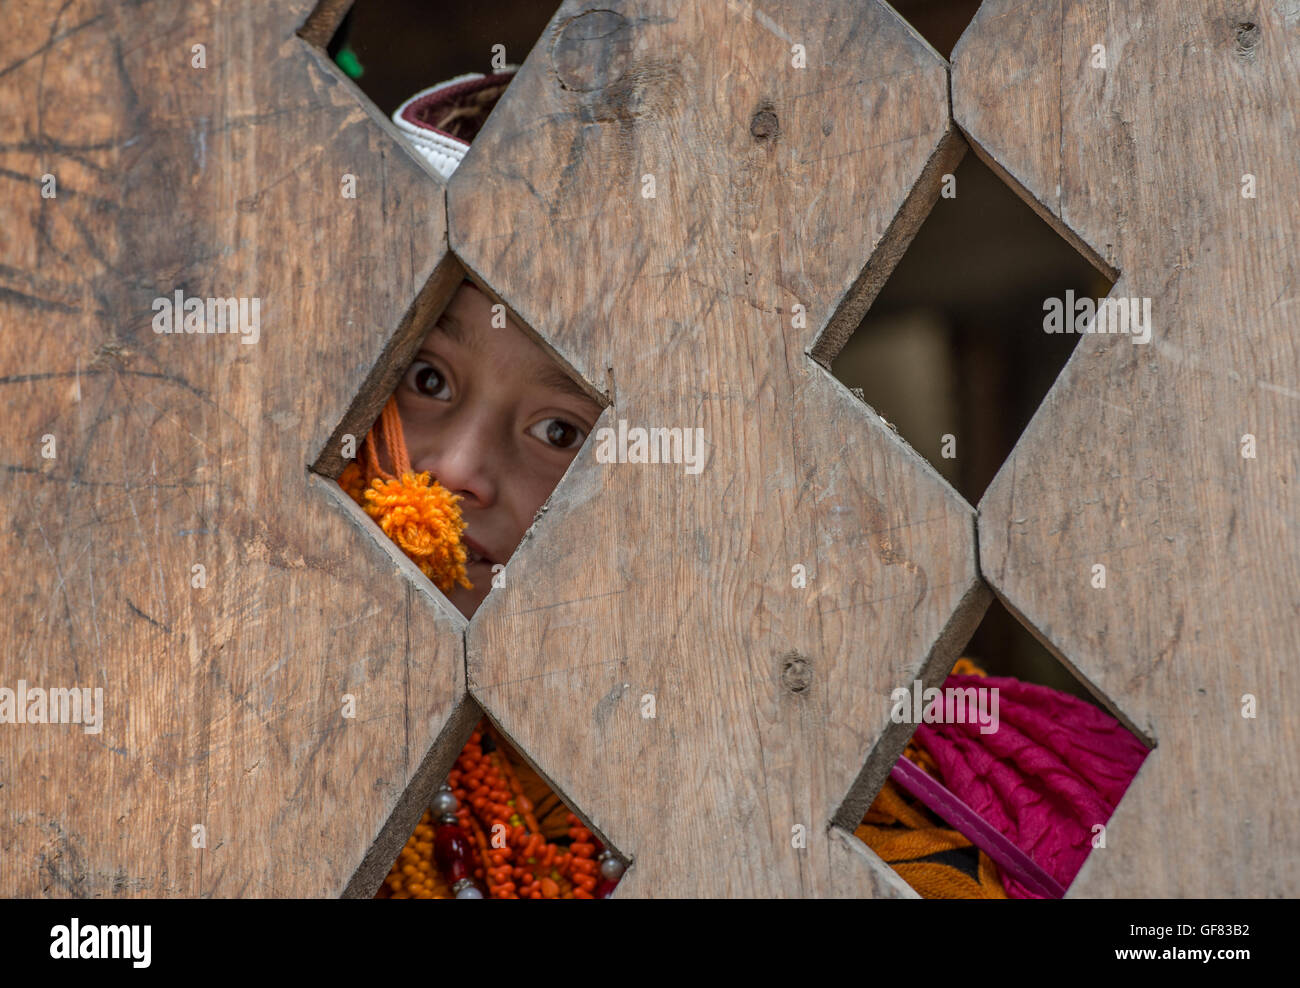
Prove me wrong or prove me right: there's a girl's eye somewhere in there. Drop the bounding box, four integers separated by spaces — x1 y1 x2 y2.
528 417 586 450
406 360 450 399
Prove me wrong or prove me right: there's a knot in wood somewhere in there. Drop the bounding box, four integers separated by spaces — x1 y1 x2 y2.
1233 20 1260 57
750 107 780 142
780 653 812 693
553 10 633 92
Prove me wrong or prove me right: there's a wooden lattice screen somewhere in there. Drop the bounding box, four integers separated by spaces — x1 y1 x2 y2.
2 0 1296 897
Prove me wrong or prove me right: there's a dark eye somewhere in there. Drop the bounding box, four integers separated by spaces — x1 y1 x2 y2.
528 417 585 450
406 360 450 399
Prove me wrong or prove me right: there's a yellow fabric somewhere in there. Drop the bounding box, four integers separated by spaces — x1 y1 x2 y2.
853 658 1008 899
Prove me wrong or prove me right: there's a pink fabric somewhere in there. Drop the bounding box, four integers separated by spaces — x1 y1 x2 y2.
914 673 1150 898
890 757 1066 898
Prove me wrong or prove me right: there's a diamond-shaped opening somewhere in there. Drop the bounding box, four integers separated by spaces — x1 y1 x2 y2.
831 153 1116 505
313 261 608 622
846 594 1152 899
302 0 558 117
374 695 628 899
884 0 985 59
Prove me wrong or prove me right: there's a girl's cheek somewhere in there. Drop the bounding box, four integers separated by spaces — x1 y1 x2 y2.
513 479 549 536
401 412 442 457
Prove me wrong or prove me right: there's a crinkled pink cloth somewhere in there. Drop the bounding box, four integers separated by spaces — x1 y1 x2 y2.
914 673 1149 898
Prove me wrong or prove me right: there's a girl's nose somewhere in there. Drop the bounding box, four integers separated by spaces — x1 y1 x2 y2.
412 417 498 508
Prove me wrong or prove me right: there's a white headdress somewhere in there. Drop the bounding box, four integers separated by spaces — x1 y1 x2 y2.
391 68 519 181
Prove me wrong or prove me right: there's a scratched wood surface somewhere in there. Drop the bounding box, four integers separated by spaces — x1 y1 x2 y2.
452 0 985 897
14 0 1280 902
0 0 474 896
954 0 1300 895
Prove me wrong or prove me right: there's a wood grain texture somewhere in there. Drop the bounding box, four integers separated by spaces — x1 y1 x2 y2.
954 0 1300 895
451 0 984 897
0 0 469 896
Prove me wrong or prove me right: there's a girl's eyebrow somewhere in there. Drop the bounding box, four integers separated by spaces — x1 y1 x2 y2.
430 309 600 406
537 365 601 406
430 311 479 352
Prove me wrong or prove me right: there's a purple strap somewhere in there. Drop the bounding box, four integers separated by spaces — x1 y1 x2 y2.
889 756 1068 899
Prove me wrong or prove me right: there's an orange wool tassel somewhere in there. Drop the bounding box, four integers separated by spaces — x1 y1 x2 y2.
338 397 471 593
362 471 470 591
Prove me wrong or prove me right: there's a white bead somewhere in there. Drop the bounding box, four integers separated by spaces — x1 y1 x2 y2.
599 856 625 881
455 885 484 899
431 790 459 817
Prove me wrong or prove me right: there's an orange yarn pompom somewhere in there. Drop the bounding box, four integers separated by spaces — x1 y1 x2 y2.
336 398 472 593
358 470 471 592
339 459 367 504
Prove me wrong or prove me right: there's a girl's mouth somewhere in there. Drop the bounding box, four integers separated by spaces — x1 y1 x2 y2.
463 537 495 565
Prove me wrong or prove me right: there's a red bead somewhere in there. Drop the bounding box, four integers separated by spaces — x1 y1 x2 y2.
434 822 475 882
595 878 618 899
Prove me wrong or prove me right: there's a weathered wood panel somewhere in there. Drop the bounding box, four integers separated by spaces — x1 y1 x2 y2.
452 0 984 897
954 0 1300 895
11 0 1284 901
0 0 471 896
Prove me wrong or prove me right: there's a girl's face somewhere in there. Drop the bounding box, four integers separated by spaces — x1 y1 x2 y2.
395 282 604 618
